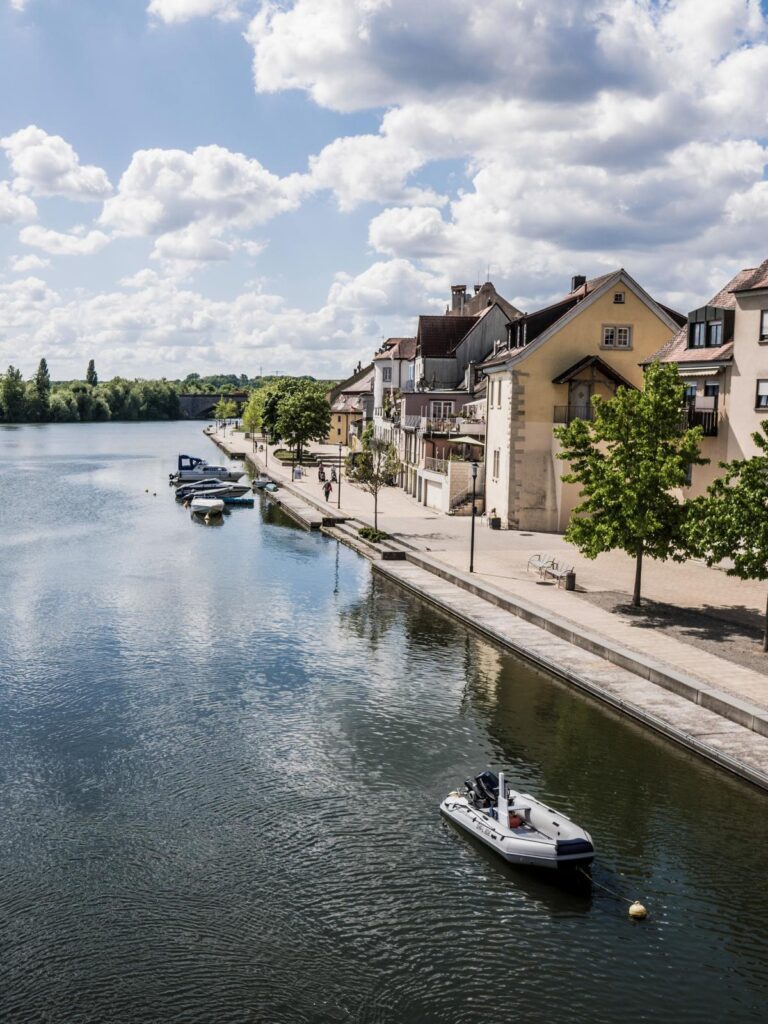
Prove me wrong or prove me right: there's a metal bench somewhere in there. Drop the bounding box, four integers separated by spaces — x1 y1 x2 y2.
544 562 575 587
527 553 555 575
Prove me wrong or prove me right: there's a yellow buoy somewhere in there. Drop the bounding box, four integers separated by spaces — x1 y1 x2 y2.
628 901 647 920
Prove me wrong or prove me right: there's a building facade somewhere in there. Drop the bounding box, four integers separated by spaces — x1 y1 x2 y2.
481 270 683 532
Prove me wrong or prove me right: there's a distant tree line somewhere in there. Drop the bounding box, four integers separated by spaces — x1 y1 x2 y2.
0 359 180 422
0 364 337 424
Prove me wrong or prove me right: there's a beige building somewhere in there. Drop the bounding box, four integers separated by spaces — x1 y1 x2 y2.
325 364 374 447
652 257 768 495
481 270 684 532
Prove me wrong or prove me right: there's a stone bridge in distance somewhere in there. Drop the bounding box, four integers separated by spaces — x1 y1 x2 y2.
178 391 249 419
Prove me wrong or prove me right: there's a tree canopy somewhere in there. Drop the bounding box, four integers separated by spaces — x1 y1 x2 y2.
687 420 768 650
555 361 706 606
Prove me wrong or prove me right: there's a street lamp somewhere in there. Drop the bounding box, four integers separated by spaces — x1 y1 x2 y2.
337 441 343 509
469 460 478 573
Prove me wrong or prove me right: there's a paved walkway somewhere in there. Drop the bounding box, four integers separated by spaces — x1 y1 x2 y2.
212 427 768 717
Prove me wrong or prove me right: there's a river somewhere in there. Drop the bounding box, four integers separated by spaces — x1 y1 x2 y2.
1 421 766 1024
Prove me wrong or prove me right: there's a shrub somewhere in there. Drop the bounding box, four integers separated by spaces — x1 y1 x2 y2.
358 526 390 543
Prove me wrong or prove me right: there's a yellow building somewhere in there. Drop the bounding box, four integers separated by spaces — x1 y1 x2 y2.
481 270 683 532
325 365 374 447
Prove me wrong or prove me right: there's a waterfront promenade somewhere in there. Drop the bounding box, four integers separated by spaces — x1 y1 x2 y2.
212 427 768 788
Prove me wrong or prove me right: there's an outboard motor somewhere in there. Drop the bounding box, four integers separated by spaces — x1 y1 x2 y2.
473 770 499 808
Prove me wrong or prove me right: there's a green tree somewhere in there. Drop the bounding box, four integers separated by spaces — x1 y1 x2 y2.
347 437 399 532
49 390 80 421
214 397 238 420
86 359 98 386
555 361 706 607
24 358 51 422
275 381 330 462
1 365 26 422
687 421 768 650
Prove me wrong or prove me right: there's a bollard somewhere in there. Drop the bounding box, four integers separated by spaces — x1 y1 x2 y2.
565 570 576 591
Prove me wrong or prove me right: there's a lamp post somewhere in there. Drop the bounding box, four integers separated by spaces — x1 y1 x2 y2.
337 441 342 509
469 460 478 573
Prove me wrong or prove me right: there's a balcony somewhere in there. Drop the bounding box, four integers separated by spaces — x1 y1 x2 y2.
682 405 719 437
424 456 448 475
553 405 595 424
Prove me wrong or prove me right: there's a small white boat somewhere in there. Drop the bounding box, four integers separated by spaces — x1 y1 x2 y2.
189 497 225 517
440 770 594 870
175 479 250 501
252 473 272 490
171 455 242 484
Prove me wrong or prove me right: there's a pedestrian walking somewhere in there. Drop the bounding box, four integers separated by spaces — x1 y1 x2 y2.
323 480 333 501
318 464 326 482
330 467 337 483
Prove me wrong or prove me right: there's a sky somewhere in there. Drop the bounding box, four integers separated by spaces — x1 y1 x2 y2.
1 0 768 381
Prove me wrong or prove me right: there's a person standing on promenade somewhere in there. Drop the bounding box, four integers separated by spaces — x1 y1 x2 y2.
323 480 333 501
318 464 326 482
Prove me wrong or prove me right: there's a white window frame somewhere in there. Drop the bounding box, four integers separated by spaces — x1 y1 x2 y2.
382 366 392 383
430 400 454 418
492 449 500 478
613 292 625 304
602 324 632 349
761 310 768 342
757 380 768 410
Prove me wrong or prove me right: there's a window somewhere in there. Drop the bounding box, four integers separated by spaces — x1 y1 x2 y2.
708 321 723 347
382 366 392 382
602 325 632 348
689 322 707 348
761 310 768 341
337 415 342 423
757 380 768 409
337 428 342 436
683 384 697 406
430 400 453 418
492 449 500 478
704 382 720 398
613 292 625 304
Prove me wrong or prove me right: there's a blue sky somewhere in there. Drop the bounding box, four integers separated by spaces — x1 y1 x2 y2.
1 0 768 380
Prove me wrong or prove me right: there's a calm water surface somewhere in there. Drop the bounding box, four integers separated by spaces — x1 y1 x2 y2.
1 422 767 1024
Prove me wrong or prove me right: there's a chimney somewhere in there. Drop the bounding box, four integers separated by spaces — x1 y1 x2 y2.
451 284 467 313
571 275 586 292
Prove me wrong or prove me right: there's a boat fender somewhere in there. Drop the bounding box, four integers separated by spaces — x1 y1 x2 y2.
628 901 648 920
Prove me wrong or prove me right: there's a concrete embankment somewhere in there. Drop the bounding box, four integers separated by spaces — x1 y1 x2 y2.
213 431 768 792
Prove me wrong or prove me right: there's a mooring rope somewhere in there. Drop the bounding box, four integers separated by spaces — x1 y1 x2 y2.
578 867 648 918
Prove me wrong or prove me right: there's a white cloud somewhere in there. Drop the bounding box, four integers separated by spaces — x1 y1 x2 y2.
9 1 31 11
0 180 36 223
9 253 50 272
1 126 112 201
147 0 242 24
328 258 444 315
19 225 111 256
99 145 303 260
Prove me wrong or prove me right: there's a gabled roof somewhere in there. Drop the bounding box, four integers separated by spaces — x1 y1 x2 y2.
480 269 682 373
552 354 635 390
417 314 477 357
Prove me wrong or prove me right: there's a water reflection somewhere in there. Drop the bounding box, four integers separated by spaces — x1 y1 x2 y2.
0 423 766 1024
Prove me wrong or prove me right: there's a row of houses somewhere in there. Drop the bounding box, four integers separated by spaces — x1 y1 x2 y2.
327 258 768 532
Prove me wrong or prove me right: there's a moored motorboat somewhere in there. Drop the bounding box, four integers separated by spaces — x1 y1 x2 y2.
171 455 243 484
175 479 250 501
440 770 594 870
252 473 272 489
189 497 225 518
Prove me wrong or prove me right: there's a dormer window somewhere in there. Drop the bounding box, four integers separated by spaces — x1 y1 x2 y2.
687 305 732 349
613 292 625 304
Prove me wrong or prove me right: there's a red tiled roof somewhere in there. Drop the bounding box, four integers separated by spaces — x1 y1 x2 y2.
731 257 768 293
373 337 416 361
